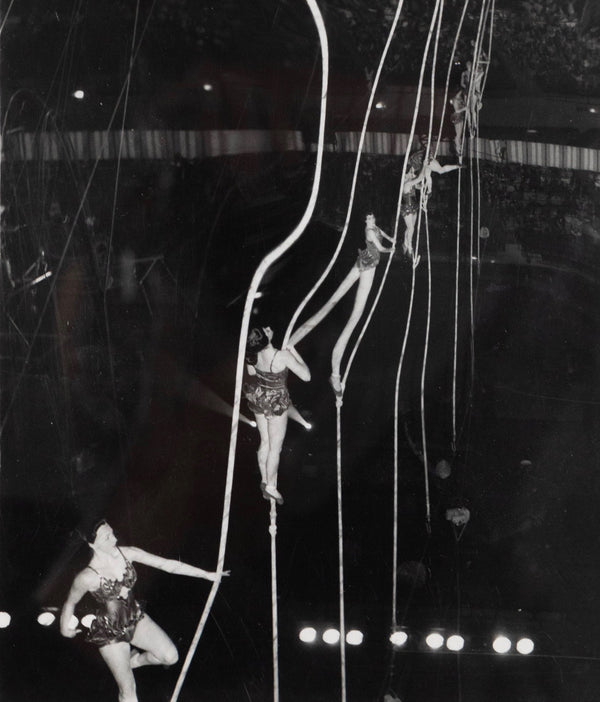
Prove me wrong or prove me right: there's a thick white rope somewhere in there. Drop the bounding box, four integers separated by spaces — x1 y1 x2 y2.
168 2 329 700
283 1 408 348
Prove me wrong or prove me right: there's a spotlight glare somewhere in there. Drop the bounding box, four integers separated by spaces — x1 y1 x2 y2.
492 635 512 654
516 637 534 655
389 630 408 647
322 628 340 645
0 611 10 628
446 634 465 651
81 614 96 629
299 627 317 643
346 629 364 646
37 612 56 627
425 632 445 650
72 89 85 100
203 83 213 92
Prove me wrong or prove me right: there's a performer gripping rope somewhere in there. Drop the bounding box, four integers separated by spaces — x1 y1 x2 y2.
60 521 227 702
244 326 311 504
289 214 395 397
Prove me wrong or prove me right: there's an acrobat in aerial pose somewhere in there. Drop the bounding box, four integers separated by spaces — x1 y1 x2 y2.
402 143 461 261
289 214 395 398
400 166 427 265
449 89 467 161
60 520 228 702
244 326 311 504
460 58 485 129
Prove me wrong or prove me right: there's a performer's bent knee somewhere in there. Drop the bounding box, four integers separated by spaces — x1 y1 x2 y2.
161 645 179 666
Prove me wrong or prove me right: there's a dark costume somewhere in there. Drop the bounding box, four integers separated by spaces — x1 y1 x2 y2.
400 190 418 217
355 227 383 271
244 352 291 417
86 552 144 647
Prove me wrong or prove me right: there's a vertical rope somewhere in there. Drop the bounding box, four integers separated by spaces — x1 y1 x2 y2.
269 501 279 702
335 403 347 702
418 0 446 533
390 0 444 627
169 1 329 699
283 0 409 348
452 166 462 451
0 0 160 437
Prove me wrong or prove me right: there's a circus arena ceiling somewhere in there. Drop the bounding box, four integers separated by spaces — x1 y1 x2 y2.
1 2 600 702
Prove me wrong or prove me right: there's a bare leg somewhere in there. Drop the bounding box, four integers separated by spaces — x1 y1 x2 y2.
263 413 288 503
253 413 269 484
98 642 138 702
330 268 375 395
403 214 416 256
289 267 361 346
288 404 311 430
129 614 179 668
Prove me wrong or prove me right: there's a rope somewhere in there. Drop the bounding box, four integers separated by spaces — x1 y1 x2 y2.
335 404 347 702
169 1 329 700
269 501 279 702
390 0 446 627
283 0 409 348
0 0 160 438
419 0 446 534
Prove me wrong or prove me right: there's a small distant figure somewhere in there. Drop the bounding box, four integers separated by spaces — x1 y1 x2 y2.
449 89 467 161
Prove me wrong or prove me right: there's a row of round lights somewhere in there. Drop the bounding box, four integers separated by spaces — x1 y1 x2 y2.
390 630 534 655
299 627 364 646
37 612 97 629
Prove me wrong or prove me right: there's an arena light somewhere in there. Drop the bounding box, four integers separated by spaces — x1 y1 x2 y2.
203 83 213 92
389 630 408 647
516 637 534 655
425 632 445 650
37 612 56 627
0 611 11 628
346 629 364 646
81 614 96 629
322 628 340 645
299 627 317 643
446 634 464 652
492 635 512 654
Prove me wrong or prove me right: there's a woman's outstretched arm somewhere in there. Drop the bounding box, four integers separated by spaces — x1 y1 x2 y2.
60 570 96 637
122 547 229 581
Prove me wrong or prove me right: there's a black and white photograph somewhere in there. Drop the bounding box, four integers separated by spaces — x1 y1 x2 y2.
2 1 600 700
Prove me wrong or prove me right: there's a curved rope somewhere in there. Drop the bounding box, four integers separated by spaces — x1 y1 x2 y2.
0 0 160 438
282 0 409 348
168 2 329 701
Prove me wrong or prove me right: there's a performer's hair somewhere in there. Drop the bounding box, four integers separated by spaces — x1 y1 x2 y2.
85 519 109 544
246 327 269 365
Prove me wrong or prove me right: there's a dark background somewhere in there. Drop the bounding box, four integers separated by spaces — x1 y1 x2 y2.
2 1 600 700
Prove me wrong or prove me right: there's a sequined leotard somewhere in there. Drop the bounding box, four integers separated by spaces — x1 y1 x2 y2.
85 550 144 647
355 227 384 271
244 352 291 417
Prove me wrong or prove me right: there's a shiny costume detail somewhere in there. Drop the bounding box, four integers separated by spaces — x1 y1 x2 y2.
244 352 291 418
85 552 145 647
400 190 418 217
355 227 382 271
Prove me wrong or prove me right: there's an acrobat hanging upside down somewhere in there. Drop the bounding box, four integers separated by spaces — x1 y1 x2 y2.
289 213 395 399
